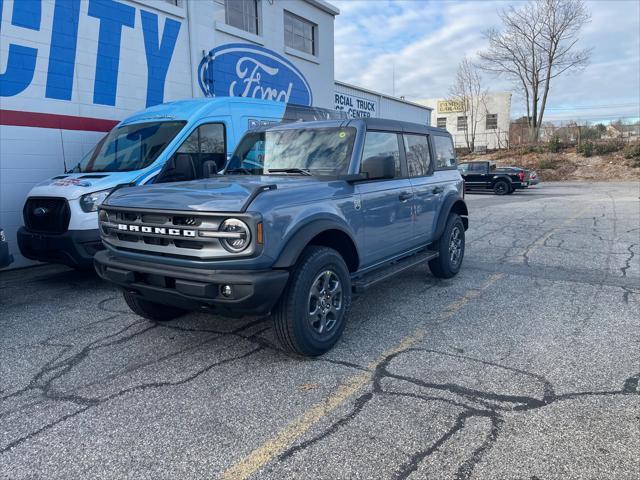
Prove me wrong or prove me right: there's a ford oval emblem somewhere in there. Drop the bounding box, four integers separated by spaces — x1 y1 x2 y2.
34 207 48 217
198 43 313 106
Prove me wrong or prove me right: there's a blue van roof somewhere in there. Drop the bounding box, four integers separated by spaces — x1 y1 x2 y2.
119 97 286 125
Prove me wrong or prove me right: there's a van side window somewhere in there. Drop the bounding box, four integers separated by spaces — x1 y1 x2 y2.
156 123 226 183
361 132 401 178
433 135 457 170
403 134 431 177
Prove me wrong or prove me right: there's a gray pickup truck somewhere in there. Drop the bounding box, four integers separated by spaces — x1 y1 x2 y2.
95 118 469 356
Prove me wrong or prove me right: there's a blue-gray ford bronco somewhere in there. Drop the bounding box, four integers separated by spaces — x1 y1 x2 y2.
94 118 468 356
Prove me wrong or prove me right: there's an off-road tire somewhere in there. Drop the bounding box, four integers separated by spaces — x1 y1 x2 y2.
493 180 509 195
429 213 465 279
123 291 186 321
273 246 351 356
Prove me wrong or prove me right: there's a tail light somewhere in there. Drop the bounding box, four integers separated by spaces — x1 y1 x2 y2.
518 171 525 181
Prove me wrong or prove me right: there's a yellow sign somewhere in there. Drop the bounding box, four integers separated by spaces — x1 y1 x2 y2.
438 100 466 113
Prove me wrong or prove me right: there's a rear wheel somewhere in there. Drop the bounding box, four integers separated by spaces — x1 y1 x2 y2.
493 180 509 195
429 214 465 279
273 246 351 356
123 291 186 321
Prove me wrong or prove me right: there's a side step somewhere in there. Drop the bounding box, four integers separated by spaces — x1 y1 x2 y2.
352 249 439 293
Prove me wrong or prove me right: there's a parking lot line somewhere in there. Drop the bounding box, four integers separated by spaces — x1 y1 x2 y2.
219 273 504 480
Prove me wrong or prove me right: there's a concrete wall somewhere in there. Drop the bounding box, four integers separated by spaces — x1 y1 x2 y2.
419 92 511 150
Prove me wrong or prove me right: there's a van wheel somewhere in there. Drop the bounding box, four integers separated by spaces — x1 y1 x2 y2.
273 246 351 356
123 291 186 321
493 180 509 195
429 214 465 279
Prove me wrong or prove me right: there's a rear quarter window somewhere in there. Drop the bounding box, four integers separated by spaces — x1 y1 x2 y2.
433 135 457 170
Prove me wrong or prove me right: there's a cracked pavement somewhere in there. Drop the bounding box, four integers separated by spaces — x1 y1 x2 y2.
1 181 639 479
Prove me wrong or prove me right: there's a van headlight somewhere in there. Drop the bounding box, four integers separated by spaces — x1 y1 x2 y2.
80 189 113 212
219 218 251 252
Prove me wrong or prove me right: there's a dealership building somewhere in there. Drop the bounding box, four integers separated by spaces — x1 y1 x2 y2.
0 0 431 268
419 92 511 150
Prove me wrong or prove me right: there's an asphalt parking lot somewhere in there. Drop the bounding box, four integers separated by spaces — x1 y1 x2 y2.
1 181 639 479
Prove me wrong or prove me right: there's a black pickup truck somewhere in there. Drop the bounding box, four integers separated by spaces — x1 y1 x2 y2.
458 161 528 195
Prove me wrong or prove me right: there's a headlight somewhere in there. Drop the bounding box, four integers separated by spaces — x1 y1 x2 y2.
80 189 113 212
0 229 5 242
218 218 251 252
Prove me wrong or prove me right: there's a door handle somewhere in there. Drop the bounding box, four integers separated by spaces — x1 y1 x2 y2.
398 191 413 202
432 186 444 194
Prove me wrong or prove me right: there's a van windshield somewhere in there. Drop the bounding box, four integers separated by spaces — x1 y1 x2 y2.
226 127 356 176
71 121 186 173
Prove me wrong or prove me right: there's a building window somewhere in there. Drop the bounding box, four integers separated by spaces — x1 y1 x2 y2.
457 116 467 131
284 11 316 55
436 117 447 129
486 113 498 130
219 0 259 35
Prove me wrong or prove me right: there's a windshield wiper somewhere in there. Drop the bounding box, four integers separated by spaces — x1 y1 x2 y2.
267 168 312 176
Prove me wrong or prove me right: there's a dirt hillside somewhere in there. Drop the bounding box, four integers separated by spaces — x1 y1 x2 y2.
461 148 640 182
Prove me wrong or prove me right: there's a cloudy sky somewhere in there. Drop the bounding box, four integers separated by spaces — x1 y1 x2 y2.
332 0 640 123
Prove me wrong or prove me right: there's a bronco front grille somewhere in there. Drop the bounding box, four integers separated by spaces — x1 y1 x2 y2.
24 197 70 234
99 207 257 260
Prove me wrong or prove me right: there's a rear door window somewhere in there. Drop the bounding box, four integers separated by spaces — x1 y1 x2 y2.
433 135 457 170
403 134 431 177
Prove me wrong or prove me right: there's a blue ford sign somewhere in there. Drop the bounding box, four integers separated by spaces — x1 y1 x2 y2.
198 43 313 106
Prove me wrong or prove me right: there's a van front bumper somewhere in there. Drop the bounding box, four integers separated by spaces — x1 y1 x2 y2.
17 227 103 268
94 250 289 316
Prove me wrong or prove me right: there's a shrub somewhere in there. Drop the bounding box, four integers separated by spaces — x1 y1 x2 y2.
593 140 624 155
577 141 594 157
538 155 561 170
548 135 561 153
623 142 640 160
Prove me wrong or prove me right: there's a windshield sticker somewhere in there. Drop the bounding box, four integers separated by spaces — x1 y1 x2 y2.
339 131 347 138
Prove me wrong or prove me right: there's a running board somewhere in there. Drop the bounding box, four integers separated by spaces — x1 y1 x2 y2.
352 250 439 293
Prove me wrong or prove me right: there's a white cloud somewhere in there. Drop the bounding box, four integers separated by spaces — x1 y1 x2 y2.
333 0 640 122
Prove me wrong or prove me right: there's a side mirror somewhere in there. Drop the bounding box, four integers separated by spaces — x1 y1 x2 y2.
361 155 395 180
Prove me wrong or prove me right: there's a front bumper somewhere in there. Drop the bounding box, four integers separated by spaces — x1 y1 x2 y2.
17 227 103 268
94 249 289 316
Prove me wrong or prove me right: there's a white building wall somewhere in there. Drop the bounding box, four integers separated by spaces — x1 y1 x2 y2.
419 92 511 150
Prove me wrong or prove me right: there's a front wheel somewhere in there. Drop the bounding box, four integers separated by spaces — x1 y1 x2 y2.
123 291 186 321
429 214 465 279
273 246 351 356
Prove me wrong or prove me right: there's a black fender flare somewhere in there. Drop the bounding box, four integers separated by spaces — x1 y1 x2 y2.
433 195 469 240
272 219 359 269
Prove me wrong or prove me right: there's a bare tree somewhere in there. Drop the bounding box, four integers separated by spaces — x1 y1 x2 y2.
448 58 487 152
479 0 591 141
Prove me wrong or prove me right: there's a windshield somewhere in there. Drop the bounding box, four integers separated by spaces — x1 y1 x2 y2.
71 121 185 173
226 127 356 176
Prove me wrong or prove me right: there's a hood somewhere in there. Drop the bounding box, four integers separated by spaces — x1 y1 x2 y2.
28 172 140 200
104 175 326 213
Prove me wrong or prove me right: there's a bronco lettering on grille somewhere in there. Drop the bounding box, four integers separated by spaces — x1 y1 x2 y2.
117 224 196 237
